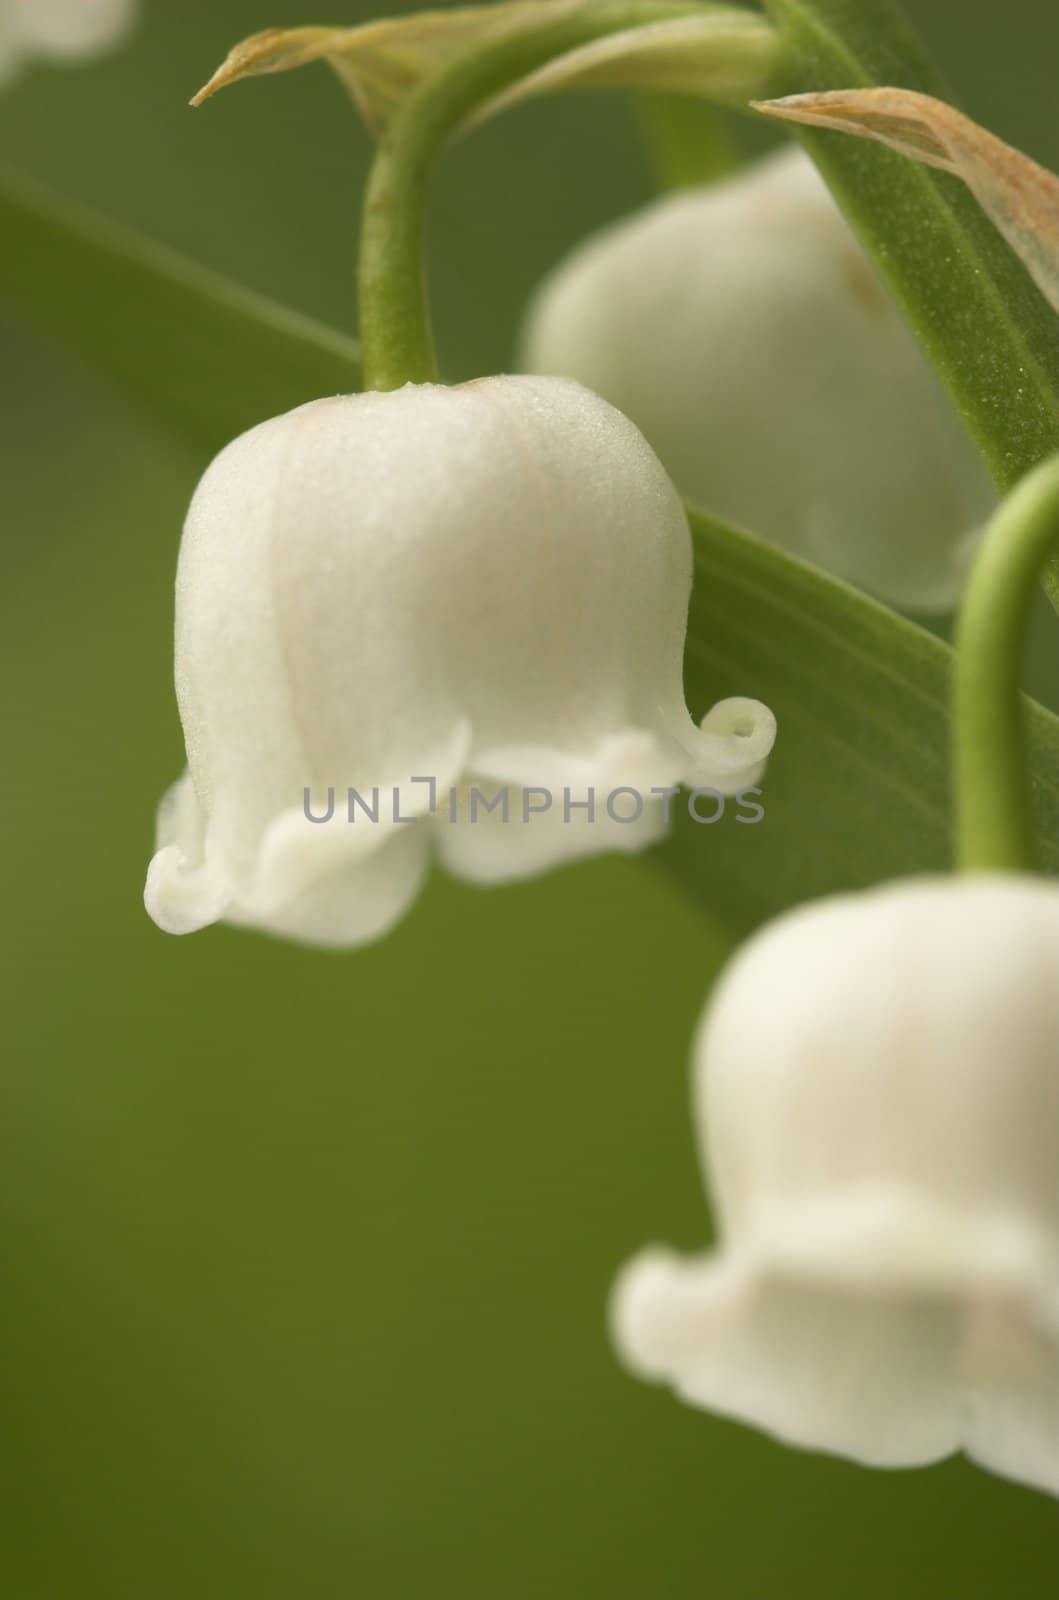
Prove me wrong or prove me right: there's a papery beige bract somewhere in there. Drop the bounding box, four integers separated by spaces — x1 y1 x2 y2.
613 876 1059 1497
190 2 777 137
471 9 778 127
145 376 774 948
756 88 1059 319
189 3 538 130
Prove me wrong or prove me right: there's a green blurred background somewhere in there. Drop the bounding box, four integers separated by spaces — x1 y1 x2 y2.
1 2 1057 1594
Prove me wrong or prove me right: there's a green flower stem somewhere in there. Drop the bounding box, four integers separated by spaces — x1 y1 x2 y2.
358 2 763 391
954 455 1059 873
635 93 741 191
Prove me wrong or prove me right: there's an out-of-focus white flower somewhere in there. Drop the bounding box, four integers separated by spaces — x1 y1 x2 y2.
0 0 136 81
612 876 1059 1497
523 146 995 612
145 376 775 948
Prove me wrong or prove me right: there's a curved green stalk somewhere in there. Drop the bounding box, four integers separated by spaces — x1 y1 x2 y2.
358 2 747 391
954 456 1059 873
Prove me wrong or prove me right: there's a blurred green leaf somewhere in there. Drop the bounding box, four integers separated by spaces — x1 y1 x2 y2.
661 507 1059 933
634 92 742 190
0 164 360 453
760 1 1059 507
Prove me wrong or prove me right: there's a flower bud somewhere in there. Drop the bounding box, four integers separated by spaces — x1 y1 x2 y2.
523 147 995 611
0 0 136 80
612 876 1059 1496
145 376 774 947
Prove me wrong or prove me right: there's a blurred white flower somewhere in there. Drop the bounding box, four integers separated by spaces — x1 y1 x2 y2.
145 376 774 948
612 876 1059 1497
523 146 995 612
0 0 136 81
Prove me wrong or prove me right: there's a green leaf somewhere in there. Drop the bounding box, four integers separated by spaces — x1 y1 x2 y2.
657 507 1059 936
0 164 360 455
759 0 1059 503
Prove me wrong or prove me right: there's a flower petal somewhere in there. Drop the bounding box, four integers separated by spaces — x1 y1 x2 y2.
611 1248 964 1468
437 728 678 884
6 0 136 58
964 1291 1059 1497
683 696 777 791
228 819 431 950
523 148 993 610
143 772 230 935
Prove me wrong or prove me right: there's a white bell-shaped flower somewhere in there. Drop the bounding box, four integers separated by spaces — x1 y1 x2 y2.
0 0 136 80
145 375 775 948
523 146 995 612
612 875 1059 1497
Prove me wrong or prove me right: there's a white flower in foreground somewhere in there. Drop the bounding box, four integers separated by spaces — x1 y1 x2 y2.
613 876 1059 1496
145 376 775 948
0 0 136 81
523 146 995 612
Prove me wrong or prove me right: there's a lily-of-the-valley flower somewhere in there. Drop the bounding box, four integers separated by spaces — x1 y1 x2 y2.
0 0 136 82
523 146 995 612
145 375 775 948
612 875 1059 1497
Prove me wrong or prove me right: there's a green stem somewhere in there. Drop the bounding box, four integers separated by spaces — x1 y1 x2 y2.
358 2 740 391
953 455 1059 873
635 93 741 191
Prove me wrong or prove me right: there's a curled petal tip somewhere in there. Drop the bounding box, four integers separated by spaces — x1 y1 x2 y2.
609 1249 726 1384
685 696 777 792
608 1249 674 1379
144 845 229 935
